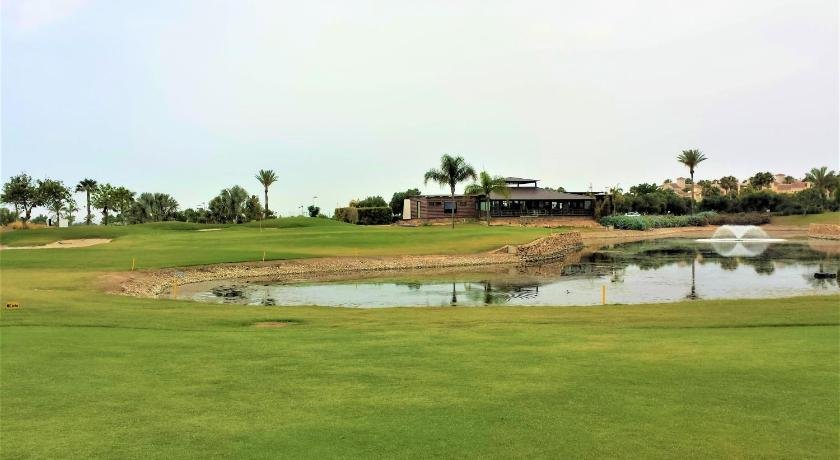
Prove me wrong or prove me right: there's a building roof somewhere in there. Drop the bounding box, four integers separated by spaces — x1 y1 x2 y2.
504 177 539 184
488 187 594 201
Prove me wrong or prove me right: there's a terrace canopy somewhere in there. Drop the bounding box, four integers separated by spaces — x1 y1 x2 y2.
482 188 595 217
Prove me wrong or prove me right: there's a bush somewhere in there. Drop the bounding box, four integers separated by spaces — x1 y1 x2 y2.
599 215 650 230
600 213 715 230
357 207 392 225
334 207 358 224
705 212 771 225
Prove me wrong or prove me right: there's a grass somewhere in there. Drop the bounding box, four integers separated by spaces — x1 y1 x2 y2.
1 218 838 458
772 211 840 226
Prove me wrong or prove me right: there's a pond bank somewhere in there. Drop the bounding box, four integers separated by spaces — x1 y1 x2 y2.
109 225 808 299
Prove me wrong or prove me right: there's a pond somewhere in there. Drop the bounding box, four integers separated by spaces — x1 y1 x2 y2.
177 238 840 308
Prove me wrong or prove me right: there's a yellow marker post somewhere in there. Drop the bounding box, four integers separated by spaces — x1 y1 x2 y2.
172 284 178 298
262 250 266 262
601 285 606 305
131 257 136 271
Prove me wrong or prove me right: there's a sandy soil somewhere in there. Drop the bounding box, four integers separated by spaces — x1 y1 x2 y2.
0 238 112 250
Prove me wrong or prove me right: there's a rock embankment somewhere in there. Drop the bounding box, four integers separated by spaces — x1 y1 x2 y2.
516 232 584 263
809 223 840 240
117 232 585 298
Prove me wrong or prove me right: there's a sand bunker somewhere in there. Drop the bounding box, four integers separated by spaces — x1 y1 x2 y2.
0 238 111 250
197 228 222 232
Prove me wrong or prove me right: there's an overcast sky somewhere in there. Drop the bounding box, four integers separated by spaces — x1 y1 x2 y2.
2 0 838 217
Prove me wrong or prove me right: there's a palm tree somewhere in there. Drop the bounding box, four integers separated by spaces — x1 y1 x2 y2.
719 176 739 196
804 166 837 199
677 149 707 214
464 171 509 225
255 169 278 217
608 185 623 215
424 154 477 228
75 178 98 225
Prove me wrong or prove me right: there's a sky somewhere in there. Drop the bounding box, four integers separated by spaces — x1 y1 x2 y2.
2 0 838 218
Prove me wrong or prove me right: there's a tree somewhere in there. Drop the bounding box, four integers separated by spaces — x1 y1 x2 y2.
355 196 388 208
608 186 624 215
91 184 135 225
464 171 509 224
244 195 263 222
0 208 16 226
209 186 249 223
697 180 719 198
804 166 837 199
423 154 477 228
389 188 421 217
38 179 73 226
75 178 98 225
128 192 179 223
719 176 739 196
307 205 321 217
629 183 660 195
255 169 278 217
676 149 707 213
1 173 43 226
749 172 775 190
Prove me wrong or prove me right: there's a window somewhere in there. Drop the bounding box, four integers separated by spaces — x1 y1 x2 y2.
443 201 457 213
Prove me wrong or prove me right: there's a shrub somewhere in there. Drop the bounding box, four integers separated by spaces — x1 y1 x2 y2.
600 213 717 230
705 212 771 225
357 207 392 225
355 196 388 208
333 207 358 224
599 215 650 230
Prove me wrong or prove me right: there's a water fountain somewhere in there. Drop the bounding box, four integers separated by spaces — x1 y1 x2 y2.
696 225 785 257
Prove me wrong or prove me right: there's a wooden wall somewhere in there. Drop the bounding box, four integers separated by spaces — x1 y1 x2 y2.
407 197 479 219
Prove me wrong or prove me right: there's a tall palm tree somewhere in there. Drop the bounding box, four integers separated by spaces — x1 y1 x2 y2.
464 171 509 225
255 169 278 217
74 178 98 225
804 166 837 199
424 154 477 229
677 149 707 214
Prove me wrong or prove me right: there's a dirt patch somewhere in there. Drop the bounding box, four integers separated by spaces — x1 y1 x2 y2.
254 321 293 328
0 238 111 250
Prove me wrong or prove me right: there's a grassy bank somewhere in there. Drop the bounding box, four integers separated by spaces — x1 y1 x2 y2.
771 211 840 226
1 218 838 457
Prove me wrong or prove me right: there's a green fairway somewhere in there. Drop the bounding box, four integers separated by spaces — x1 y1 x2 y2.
1 219 838 458
772 211 840 226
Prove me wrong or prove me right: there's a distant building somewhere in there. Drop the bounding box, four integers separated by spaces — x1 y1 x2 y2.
770 174 810 194
660 177 707 200
403 177 595 220
661 173 810 198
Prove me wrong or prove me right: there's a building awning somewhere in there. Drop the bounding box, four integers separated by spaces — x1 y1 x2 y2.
487 188 594 200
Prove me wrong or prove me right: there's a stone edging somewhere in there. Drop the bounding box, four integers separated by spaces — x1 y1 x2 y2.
115 232 585 298
809 223 840 240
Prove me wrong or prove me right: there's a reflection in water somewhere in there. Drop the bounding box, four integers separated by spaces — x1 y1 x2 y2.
183 239 840 308
709 240 770 258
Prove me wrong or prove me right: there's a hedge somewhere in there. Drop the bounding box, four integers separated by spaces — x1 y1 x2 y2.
357 207 393 225
334 207 359 224
599 212 771 230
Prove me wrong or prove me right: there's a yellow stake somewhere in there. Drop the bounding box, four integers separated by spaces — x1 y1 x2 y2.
601 285 606 305
131 257 136 271
172 284 178 298
262 250 266 262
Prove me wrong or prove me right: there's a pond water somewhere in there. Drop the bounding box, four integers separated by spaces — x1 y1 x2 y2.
178 239 840 308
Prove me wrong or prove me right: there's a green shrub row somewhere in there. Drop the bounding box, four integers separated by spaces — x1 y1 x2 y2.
357 207 393 225
599 212 770 230
334 207 359 224
334 206 393 225
704 212 771 225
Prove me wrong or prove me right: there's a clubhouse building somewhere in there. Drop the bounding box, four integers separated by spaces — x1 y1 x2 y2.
403 177 596 221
